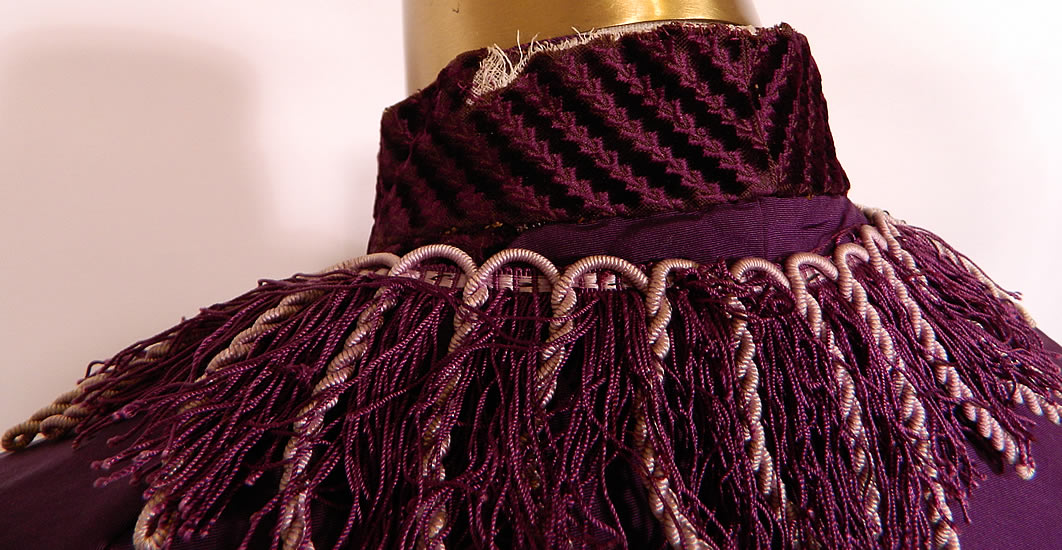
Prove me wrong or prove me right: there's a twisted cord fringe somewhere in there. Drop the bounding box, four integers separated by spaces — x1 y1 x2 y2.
1 341 172 451
130 253 404 550
414 248 561 550
782 252 882 538
6 207 1061 550
726 259 791 523
643 259 715 549
543 255 709 549
850 226 961 549
270 252 417 550
912 221 1062 428
869 218 1029 478
137 290 335 549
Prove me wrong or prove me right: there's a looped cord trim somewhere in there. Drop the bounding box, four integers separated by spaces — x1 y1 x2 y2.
5 207 1060 550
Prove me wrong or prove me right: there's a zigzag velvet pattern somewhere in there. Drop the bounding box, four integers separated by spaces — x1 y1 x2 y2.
8 210 1061 550
368 23 850 260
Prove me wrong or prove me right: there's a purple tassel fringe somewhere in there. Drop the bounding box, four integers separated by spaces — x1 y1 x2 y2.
7 214 1062 550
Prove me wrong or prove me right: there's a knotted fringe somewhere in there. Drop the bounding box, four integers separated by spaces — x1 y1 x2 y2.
5 209 1061 550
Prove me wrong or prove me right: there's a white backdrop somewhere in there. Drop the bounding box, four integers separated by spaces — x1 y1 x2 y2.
1 1 1059 429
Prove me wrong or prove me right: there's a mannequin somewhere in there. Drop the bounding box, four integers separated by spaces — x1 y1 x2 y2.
403 0 759 91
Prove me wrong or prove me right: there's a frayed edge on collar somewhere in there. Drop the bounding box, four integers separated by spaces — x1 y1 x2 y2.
469 21 761 100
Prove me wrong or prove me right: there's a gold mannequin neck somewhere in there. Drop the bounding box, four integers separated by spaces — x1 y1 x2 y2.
402 0 760 93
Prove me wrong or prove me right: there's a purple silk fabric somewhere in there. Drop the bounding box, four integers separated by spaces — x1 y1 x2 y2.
2 196 1060 549
509 195 863 265
0 422 143 549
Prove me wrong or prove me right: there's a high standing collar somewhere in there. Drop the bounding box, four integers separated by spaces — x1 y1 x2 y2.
368 22 850 260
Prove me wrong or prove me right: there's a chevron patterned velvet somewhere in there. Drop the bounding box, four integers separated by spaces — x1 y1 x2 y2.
369 23 849 260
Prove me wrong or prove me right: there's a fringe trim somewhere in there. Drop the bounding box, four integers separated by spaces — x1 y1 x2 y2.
4 208 1061 550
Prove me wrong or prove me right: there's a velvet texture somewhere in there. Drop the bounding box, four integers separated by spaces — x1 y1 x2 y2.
369 23 848 260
